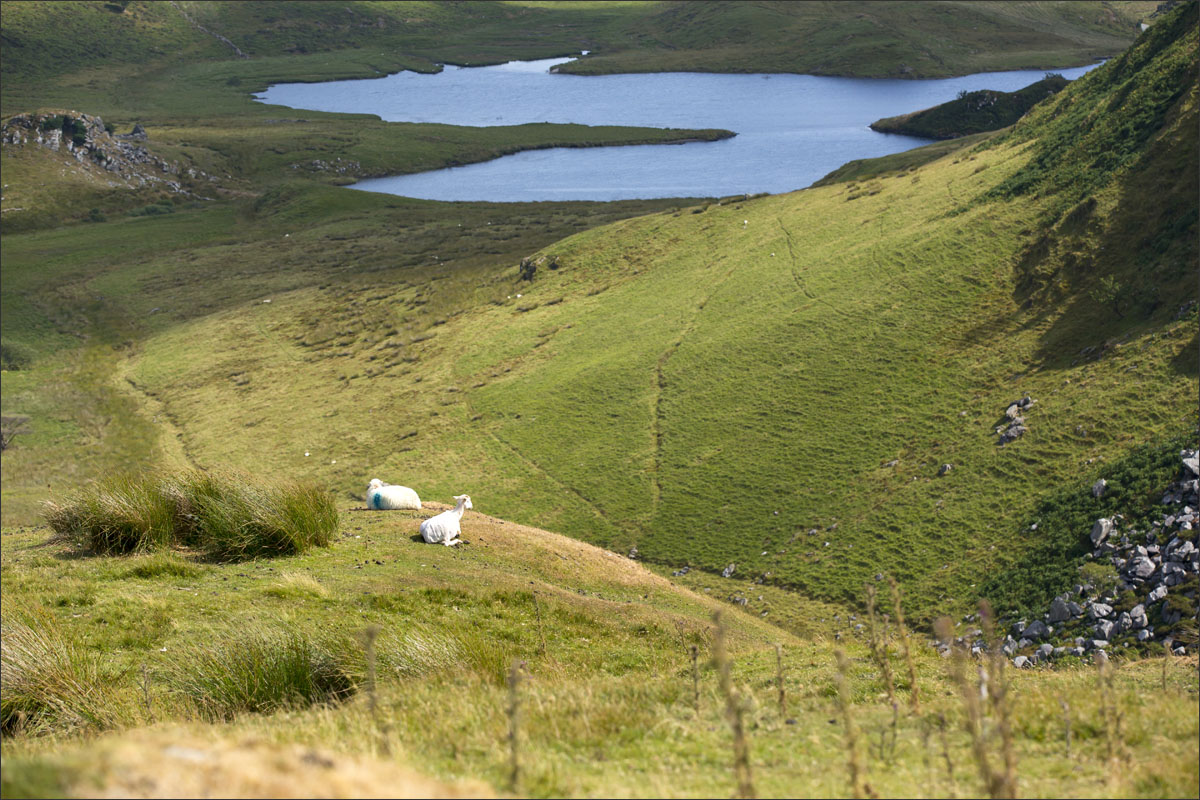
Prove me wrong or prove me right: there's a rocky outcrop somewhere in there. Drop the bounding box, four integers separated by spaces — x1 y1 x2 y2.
937 449 1199 665
1 111 211 198
996 394 1035 444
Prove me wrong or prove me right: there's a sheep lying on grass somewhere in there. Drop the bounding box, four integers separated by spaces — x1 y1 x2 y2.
366 479 421 510
419 495 472 546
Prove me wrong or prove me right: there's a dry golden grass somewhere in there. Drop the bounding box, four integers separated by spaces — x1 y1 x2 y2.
78 731 492 799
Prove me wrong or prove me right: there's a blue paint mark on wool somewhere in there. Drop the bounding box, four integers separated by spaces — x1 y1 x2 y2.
370 491 382 510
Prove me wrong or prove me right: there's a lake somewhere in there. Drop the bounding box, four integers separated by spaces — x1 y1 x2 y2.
256 57 1099 202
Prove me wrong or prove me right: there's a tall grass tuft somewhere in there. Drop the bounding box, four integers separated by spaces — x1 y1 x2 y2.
169 625 354 721
44 474 177 554
191 472 336 559
712 611 755 799
0 610 122 734
44 470 336 560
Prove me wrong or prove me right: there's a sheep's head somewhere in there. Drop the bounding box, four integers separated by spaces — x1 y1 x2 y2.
368 478 384 491
454 494 473 511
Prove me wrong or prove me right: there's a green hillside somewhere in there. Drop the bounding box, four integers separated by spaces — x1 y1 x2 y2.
0 0 1153 91
124 8 1198 618
3 5 1193 624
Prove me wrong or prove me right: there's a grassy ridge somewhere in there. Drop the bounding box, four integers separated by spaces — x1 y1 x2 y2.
870 74 1070 139
2 510 1197 797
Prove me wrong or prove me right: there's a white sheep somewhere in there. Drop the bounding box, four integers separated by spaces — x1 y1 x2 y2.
366 478 422 510
419 494 472 546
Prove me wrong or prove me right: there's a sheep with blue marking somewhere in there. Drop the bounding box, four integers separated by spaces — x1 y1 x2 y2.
366 478 422 510
419 494 472 546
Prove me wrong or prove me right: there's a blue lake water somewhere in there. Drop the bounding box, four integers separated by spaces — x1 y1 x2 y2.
257 57 1100 202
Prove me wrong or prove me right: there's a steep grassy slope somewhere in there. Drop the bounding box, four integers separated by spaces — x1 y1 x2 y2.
3 508 1197 798
85 8 1193 621
870 74 1070 139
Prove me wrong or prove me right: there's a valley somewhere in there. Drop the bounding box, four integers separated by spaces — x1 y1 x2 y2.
1 2 1196 798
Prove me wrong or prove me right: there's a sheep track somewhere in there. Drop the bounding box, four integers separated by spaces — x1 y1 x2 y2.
470 406 626 535
776 217 852 318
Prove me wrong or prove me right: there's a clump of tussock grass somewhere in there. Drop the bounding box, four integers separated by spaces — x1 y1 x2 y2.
44 470 335 560
189 471 336 559
0 610 123 735
44 474 177 555
169 625 355 721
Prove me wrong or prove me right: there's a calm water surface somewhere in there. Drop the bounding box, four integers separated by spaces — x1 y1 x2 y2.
257 57 1099 201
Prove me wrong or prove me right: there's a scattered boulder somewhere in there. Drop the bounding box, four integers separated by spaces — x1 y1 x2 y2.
1092 478 1108 498
1090 518 1114 546
721 563 736 578
1048 597 1072 623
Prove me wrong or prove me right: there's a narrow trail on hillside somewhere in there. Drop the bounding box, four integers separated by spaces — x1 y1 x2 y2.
466 401 625 537
649 259 738 516
169 1 250 59
776 217 852 318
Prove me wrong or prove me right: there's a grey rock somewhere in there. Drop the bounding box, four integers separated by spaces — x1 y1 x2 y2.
1012 655 1030 669
1116 612 1132 633
1088 602 1113 620
1183 449 1199 477
1036 643 1054 660
1128 556 1156 580
1173 646 1187 656
1148 585 1167 603
1090 639 1109 651
1049 597 1071 623
1129 604 1148 628
1094 649 1110 665
721 563 735 578
1092 478 1108 498
1011 621 1027 637
938 463 953 477
1002 640 1017 656
1070 647 1086 657
1005 403 1021 419
1091 518 1115 546
1024 620 1050 640
1068 601 1085 617
1018 637 1033 649
1096 619 1115 640
1136 629 1152 642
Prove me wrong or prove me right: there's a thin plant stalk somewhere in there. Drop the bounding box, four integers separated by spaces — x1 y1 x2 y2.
532 593 547 657
689 644 701 717
834 648 877 799
937 712 959 800
712 611 755 799
774 643 787 719
980 601 1017 799
887 575 921 714
936 617 1002 798
507 659 526 794
865 584 896 706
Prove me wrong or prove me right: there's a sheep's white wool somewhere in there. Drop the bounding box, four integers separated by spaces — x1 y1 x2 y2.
366 478 422 510
419 495 472 546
